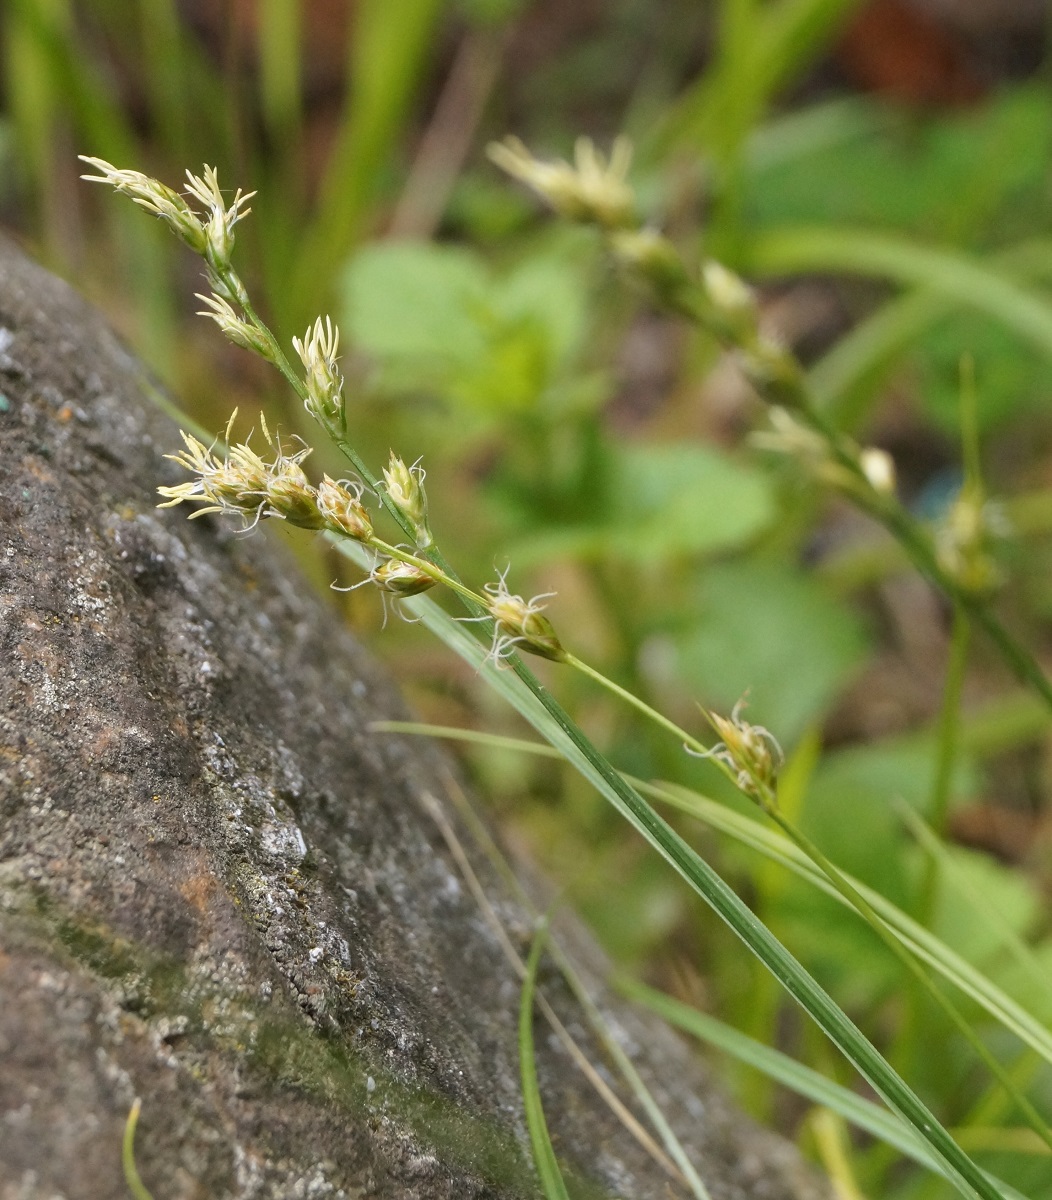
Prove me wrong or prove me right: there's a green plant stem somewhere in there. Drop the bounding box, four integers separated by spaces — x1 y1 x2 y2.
565 653 708 752
366 538 483 607
919 605 971 920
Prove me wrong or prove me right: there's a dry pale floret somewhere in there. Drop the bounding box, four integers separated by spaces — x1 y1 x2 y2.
196 293 272 358
265 459 324 529
371 559 436 596
935 489 1008 595
80 157 254 277
483 569 566 663
382 454 431 547
859 447 897 497
317 476 374 543
608 228 686 296
689 698 783 806
293 316 344 421
183 164 255 271
487 136 636 231
79 157 208 255
702 261 757 332
157 417 322 530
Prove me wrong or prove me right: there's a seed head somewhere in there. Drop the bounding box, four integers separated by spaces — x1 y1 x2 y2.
690 697 783 807
371 559 436 596
608 228 688 300
293 316 344 421
79 157 208 255
702 261 757 337
739 335 805 408
196 293 272 358
266 459 324 529
752 408 868 495
483 569 566 663
80 158 254 274
317 476 374 543
183 164 255 274
487 135 636 231
157 416 318 530
935 488 1007 595
382 454 431 547
859 447 897 497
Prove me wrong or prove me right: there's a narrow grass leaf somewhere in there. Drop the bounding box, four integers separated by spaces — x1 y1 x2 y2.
899 802 1052 1007
621 982 1027 1200
290 0 443 323
520 921 571 1200
378 722 1052 1078
807 239 1052 423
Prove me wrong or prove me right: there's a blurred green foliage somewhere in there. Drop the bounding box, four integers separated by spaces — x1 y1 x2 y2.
5 0 1052 1195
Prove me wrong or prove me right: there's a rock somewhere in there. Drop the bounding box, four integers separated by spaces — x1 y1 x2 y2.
0 236 827 1200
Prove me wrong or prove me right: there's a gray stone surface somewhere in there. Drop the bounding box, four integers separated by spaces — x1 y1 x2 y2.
0 237 827 1200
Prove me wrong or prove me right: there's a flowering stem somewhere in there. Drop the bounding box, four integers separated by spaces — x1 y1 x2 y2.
565 653 710 756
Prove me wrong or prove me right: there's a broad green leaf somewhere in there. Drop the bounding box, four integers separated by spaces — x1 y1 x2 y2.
675 560 868 743
512 443 774 564
344 241 490 363
932 847 1043 970
496 254 588 369
801 742 937 911
342 240 592 415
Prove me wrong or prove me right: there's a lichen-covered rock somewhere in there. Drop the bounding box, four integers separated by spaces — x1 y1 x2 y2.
0 237 827 1200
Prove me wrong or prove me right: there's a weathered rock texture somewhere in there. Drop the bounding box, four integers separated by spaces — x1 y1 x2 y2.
0 237 826 1200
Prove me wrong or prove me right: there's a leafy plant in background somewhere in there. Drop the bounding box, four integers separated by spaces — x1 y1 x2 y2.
82 117 1052 1197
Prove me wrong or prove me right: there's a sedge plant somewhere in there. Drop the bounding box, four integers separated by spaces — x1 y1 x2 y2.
81 149 1050 1200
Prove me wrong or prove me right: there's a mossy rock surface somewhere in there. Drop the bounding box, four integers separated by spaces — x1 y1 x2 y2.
0 237 827 1200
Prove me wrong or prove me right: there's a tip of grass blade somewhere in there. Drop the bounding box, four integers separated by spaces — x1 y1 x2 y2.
122 1097 155 1200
